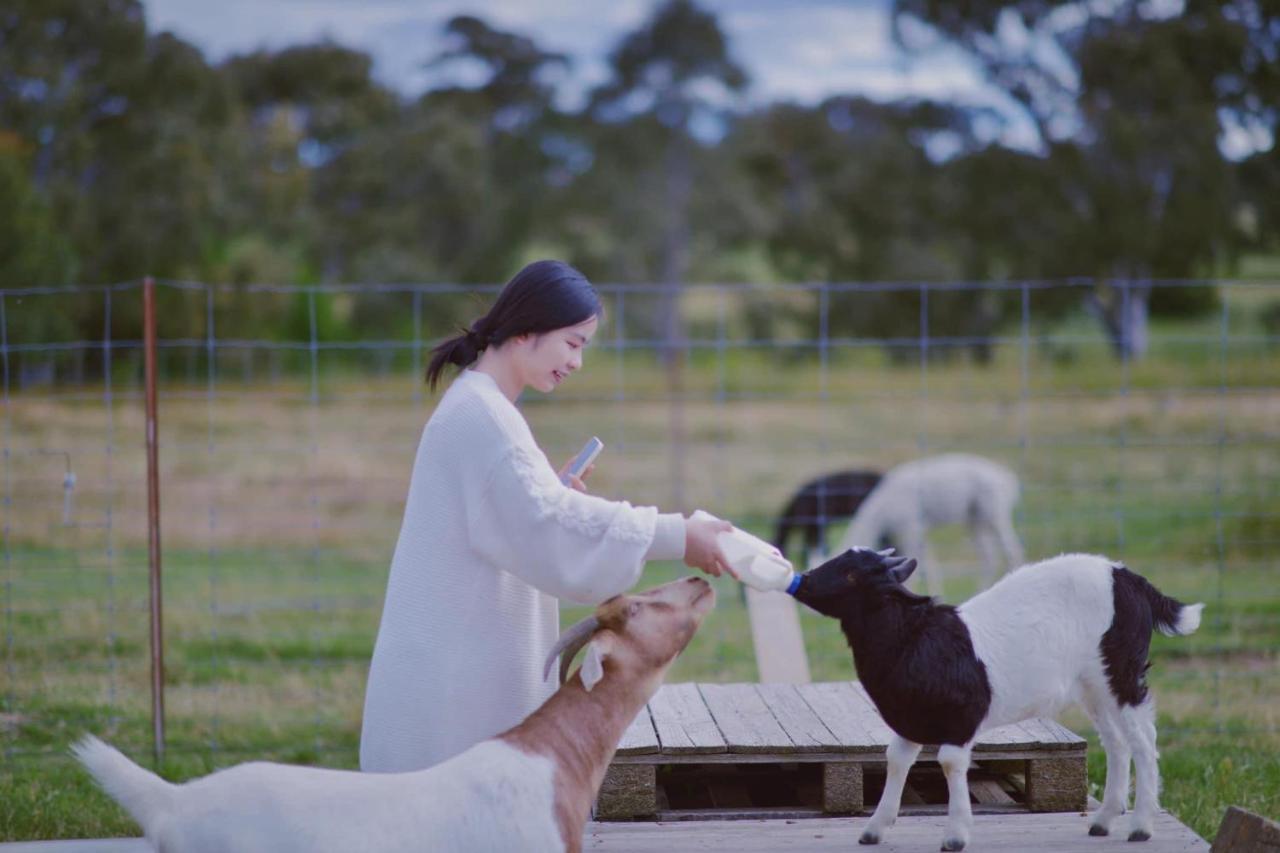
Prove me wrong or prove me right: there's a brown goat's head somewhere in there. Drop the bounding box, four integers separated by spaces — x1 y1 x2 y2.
544 576 715 692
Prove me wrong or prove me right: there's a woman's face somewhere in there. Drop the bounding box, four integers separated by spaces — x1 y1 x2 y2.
514 315 599 393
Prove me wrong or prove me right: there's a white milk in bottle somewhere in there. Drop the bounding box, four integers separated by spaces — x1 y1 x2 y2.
692 511 798 593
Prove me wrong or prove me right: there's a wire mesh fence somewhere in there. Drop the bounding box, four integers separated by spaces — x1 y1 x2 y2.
2 278 1277 773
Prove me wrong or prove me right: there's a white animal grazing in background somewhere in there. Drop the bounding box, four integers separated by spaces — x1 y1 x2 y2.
74 576 716 853
836 453 1023 594
792 549 1203 851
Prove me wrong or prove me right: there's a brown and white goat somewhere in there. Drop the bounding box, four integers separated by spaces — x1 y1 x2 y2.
74 576 716 853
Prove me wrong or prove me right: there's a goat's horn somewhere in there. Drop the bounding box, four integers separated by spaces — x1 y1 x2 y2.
543 615 600 684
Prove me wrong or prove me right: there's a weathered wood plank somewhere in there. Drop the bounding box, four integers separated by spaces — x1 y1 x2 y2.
617 705 660 755
585 810 1210 851
970 777 1017 805
754 683 839 753
648 683 726 754
795 682 878 750
974 720 1040 750
1037 717 1088 749
744 586 812 684
700 683 794 753
848 682 896 744
1211 805 1280 852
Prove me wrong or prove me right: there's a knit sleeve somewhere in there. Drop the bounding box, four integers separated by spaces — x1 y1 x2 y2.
465 443 667 605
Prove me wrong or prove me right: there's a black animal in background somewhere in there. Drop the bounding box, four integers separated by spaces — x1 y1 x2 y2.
773 470 881 565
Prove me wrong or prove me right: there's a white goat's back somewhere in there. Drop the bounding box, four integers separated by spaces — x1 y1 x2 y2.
76 737 565 853
958 554 1117 729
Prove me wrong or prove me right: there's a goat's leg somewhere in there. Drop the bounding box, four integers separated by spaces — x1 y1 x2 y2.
860 735 921 845
1083 692 1132 836
1122 700 1160 841
938 742 975 851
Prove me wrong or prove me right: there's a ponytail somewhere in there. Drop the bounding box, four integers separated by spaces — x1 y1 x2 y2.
425 325 492 391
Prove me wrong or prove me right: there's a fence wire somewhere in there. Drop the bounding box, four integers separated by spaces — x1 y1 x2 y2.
1 278 1277 769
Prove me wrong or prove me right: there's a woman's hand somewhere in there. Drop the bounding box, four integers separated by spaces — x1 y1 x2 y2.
683 512 737 579
557 462 594 493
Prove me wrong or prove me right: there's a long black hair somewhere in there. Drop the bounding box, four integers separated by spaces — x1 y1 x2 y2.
426 260 603 390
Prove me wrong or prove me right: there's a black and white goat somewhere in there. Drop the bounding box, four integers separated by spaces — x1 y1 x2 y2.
792 548 1203 851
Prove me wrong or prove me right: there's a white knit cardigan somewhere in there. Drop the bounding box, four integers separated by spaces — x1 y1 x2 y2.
359 369 686 772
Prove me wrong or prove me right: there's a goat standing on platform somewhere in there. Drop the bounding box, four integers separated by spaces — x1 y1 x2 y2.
836 453 1023 596
792 548 1202 851
74 576 716 853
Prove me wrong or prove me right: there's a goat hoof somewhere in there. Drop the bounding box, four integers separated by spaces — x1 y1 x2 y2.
1089 824 1110 837
941 839 966 851
1127 829 1152 842
859 831 880 845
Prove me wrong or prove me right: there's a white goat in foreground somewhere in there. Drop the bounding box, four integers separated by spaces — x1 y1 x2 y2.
74 576 716 853
793 548 1203 851
836 453 1023 594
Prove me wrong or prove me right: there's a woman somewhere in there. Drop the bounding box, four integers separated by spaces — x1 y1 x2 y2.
359 260 733 772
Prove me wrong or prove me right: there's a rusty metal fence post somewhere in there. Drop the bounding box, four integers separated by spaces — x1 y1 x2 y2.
143 276 166 763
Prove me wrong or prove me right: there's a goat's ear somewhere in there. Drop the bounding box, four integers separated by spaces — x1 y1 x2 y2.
888 558 918 585
580 636 613 692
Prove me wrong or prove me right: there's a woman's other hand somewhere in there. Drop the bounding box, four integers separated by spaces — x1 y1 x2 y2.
558 462 594 493
683 512 736 579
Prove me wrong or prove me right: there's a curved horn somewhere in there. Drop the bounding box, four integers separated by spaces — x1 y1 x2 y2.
542 614 600 684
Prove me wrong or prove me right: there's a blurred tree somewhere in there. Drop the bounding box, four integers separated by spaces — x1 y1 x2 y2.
223 43 400 282
0 0 238 353
582 0 748 508
0 140 78 360
892 0 1280 357
587 0 748 345
731 96 1016 361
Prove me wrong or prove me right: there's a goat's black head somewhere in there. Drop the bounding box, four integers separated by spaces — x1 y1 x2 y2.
791 547 918 618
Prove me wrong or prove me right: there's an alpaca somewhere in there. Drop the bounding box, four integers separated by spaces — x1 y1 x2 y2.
836 453 1023 595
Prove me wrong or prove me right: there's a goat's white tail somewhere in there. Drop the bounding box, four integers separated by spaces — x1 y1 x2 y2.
72 735 176 833
1170 602 1204 636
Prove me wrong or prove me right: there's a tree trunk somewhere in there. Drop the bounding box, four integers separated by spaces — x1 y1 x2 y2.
1085 280 1152 361
662 135 691 511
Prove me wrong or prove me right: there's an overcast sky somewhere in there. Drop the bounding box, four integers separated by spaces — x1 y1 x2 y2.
142 0 1043 146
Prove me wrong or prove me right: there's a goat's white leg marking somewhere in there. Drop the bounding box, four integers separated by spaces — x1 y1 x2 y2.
938 743 974 851
860 735 921 845
1123 700 1160 841
1083 686 1131 836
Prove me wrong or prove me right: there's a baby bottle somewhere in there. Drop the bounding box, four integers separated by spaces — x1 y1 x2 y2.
692 511 799 594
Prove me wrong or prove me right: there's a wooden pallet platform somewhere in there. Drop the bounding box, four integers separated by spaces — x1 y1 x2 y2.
584 811 1210 851
599 681 1087 821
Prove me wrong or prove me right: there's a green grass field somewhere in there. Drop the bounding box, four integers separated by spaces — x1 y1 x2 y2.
3 288 1278 841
